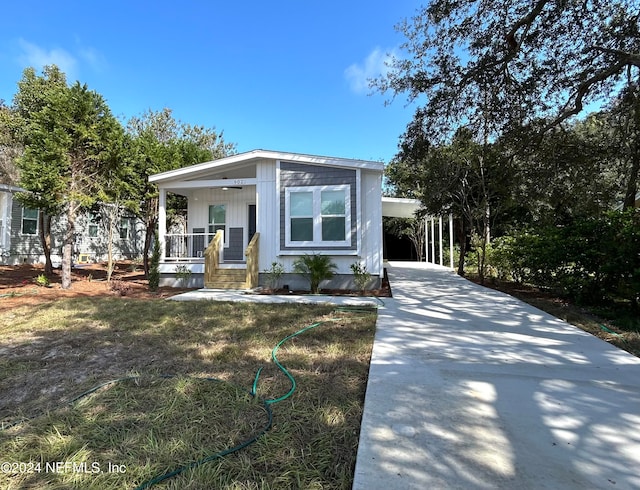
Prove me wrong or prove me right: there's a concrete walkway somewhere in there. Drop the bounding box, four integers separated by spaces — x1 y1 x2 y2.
353 261 640 490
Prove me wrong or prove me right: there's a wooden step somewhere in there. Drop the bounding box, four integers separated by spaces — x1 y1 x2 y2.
205 268 248 289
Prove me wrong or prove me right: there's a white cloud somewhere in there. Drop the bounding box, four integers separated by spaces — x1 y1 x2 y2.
345 47 397 95
78 46 107 73
18 38 79 80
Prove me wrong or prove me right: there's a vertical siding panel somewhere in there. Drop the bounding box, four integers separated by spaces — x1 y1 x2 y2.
361 170 383 277
257 159 277 270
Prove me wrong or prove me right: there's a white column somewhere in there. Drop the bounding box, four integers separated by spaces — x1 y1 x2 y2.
430 218 435 264
439 216 443 266
158 186 167 262
424 216 429 262
449 214 454 269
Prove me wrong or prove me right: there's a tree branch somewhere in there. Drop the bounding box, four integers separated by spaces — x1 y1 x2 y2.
505 0 551 50
589 46 640 67
544 59 628 130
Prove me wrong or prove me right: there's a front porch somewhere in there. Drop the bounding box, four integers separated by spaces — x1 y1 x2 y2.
160 230 259 289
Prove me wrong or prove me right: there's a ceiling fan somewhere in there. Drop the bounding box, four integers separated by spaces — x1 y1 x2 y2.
220 178 242 190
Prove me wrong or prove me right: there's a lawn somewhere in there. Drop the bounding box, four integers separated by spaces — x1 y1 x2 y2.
0 298 377 489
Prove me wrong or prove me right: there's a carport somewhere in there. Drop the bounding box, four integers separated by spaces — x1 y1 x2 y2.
381 197 454 268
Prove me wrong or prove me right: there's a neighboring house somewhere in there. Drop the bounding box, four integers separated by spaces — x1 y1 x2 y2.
149 149 386 289
0 183 145 265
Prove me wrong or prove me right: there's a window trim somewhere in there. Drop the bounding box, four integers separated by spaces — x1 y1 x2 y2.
284 185 351 248
119 217 135 241
208 203 227 245
21 207 39 236
88 213 99 238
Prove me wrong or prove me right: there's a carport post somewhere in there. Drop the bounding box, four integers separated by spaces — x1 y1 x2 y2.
449 214 454 269
439 216 443 266
430 218 435 264
424 216 429 262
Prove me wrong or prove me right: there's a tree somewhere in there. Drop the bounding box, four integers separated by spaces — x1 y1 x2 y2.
0 101 21 185
126 108 235 276
387 127 514 276
602 82 640 210
377 0 640 143
14 66 124 288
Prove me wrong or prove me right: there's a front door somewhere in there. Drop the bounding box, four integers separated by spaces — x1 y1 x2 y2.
248 204 256 243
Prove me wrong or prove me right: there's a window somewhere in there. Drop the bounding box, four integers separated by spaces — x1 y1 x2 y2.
208 204 226 238
88 213 99 238
285 185 350 247
22 208 38 235
119 218 131 240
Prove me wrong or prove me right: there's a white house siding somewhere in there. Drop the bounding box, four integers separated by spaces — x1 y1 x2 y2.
150 150 385 289
360 169 383 278
256 159 278 271
188 185 256 255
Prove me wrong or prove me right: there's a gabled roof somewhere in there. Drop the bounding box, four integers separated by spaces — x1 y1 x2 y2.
149 149 384 183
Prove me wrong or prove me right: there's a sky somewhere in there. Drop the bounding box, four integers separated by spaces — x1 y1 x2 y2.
0 1 422 164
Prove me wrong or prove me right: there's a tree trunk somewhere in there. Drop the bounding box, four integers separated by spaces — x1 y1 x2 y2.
142 196 158 277
623 143 639 210
39 213 53 275
624 86 640 210
107 212 115 283
61 203 77 289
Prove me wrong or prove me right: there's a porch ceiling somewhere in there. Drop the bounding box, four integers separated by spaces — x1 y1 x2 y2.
382 197 422 218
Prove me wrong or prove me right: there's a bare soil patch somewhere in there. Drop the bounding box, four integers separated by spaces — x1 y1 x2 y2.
0 262 192 312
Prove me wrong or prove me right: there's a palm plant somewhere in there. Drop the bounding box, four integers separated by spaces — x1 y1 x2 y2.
293 254 337 293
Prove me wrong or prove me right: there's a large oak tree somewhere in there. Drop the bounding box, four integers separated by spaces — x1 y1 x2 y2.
378 0 640 142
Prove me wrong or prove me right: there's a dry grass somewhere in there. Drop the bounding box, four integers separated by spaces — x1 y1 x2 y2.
0 299 377 489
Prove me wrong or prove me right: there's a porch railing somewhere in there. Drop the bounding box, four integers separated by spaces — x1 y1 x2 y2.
165 233 210 261
245 232 260 288
204 230 224 285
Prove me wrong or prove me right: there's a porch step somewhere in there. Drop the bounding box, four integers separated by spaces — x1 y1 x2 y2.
205 268 248 289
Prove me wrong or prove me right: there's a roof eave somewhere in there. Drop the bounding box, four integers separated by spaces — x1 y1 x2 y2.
149 149 384 183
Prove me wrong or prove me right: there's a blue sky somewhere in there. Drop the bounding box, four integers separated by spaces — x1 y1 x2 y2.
0 1 422 163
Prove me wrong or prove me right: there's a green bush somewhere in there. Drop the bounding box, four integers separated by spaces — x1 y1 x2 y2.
293 254 337 293
148 236 161 292
489 210 640 307
263 261 284 290
350 262 371 292
34 274 50 287
175 265 192 287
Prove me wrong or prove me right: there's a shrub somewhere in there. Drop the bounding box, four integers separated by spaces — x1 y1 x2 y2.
350 262 371 293
148 236 161 292
293 254 337 293
263 261 284 290
34 274 50 287
175 265 192 287
489 210 640 307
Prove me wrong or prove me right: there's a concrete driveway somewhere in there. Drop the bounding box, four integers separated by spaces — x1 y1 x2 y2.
353 262 640 490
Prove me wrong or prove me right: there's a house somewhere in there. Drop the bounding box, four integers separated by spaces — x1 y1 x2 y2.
0 183 145 265
149 150 385 289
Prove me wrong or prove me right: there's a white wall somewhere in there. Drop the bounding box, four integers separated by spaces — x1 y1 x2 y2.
360 169 384 277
